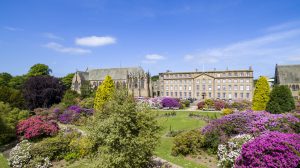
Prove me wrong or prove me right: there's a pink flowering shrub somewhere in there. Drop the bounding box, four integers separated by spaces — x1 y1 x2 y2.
235 132 300 168
17 116 59 140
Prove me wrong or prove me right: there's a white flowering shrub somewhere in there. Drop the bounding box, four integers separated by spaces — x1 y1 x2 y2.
9 140 32 168
9 140 52 168
217 134 253 168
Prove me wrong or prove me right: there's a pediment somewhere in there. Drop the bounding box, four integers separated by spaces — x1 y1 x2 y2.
194 73 215 79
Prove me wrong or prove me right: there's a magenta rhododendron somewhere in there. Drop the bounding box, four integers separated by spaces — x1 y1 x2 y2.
17 116 59 140
235 132 300 168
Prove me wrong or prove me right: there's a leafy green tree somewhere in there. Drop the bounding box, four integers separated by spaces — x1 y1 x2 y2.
8 75 26 90
88 89 160 168
0 86 25 109
27 63 52 77
266 85 295 113
151 75 159 81
252 76 270 111
61 73 74 89
61 90 80 107
80 81 94 98
94 76 115 110
0 72 12 87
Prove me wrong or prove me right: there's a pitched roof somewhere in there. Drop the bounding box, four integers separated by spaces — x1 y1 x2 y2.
276 64 300 84
77 67 145 81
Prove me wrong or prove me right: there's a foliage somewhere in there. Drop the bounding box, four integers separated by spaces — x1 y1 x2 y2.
88 89 160 168
231 100 252 111
23 76 64 110
61 90 80 107
27 63 52 77
61 73 74 89
151 75 159 81
58 105 93 124
180 99 190 108
266 85 295 114
214 100 226 110
8 75 26 90
161 97 180 108
27 156 52 168
252 76 270 111
171 129 203 156
9 140 32 168
222 108 233 115
197 101 205 110
94 75 115 111
80 81 94 98
0 86 25 109
16 116 59 140
217 134 253 168
79 97 94 108
69 136 94 157
0 102 29 145
235 132 300 168
0 72 12 87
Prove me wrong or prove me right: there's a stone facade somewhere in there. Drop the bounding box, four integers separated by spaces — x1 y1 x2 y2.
275 64 300 99
158 67 254 100
71 67 151 97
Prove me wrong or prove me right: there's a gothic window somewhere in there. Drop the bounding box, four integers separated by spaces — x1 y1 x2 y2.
141 78 145 89
134 78 138 88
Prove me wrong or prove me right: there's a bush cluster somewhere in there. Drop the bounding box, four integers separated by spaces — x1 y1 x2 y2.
161 97 181 108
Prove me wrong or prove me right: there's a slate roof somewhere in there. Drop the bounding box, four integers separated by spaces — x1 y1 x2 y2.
276 64 300 84
77 67 145 81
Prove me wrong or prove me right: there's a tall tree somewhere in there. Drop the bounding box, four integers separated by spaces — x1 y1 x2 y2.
252 76 270 111
266 85 295 113
23 76 64 110
94 76 115 110
61 73 74 89
27 64 52 77
0 72 12 87
8 75 26 90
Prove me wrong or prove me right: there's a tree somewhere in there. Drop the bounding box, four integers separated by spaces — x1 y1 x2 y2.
88 89 160 168
61 90 80 107
61 73 74 89
8 75 26 90
27 64 52 77
266 85 295 113
80 81 94 98
0 86 25 109
94 76 115 110
0 72 12 87
252 76 270 111
23 76 64 110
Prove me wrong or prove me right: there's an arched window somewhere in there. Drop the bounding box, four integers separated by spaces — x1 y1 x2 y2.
292 85 296 91
141 78 145 89
134 78 138 88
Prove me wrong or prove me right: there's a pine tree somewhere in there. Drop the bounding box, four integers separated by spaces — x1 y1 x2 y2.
252 76 270 111
94 75 115 111
266 85 295 114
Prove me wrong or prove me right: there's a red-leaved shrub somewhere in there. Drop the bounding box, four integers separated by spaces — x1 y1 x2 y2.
16 116 59 140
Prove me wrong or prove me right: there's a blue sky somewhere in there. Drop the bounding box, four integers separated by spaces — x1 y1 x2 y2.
1 0 300 78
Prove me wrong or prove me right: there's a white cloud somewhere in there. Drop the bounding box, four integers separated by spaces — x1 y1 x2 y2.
3 26 23 31
44 42 91 54
184 28 300 65
44 33 64 40
75 36 116 47
142 54 166 64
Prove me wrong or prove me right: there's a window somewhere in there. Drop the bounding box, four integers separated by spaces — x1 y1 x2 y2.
217 93 220 98
246 85 250 91
240 93 243 98
170 86 173 90
217 80 221 83
234 79 237 83
175 92 178 97
223 93 226 98
240 85 244 91
166 92 169 96
223 79 226 83
217 85 221 90
161 92 164 96
180 92 182 97
184 85 187 90
234 93 238 98
184 92 187 97
234 85 238 91
222 85 226 91
202 79 206 84
170 80 173 84
180 80 182 84
188 86 192 91
240 72 244 76
174 86 177 90
197 92 200 97
209 85 212 91
196 85 200 90
228 85 232 91
189 92 192 97
246 79 249 83
228 72 232 76
246 93 250 98
240 79 244 83
166 86 169 91
209 80 212 84
209 92 212 97
165 81 168 84
179 86 182 91
196 80 199 84
228 93 232 99
202 85 206 91
171 92 173 96
228 79 232 83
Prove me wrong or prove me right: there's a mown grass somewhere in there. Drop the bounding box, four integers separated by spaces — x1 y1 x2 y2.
0 153 9 168
154 110 220 168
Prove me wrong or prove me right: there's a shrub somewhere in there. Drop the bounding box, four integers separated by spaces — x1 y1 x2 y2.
61 90 80 108
252 76 270 111
214 100 226 110
79 97 94 108
235 132 300 168
180 99 190 108
197 101 205 110
58 105 93 124
222 108 233 115
69 136 94 157
171 129 203 156
88 89 160 167
16 116 59 140
266 85 295 114
9 140 32 168
217 134 253 168
231 100 252 111
94 75 115 111
161 97 180 108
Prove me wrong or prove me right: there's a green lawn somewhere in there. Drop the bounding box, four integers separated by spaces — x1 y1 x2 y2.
154 110 220 168
0 153 9 168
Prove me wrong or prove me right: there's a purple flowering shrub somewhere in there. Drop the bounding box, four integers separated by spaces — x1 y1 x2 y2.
161 97 180 108
58 105 94 124
202 110 300 153
235 132 300 168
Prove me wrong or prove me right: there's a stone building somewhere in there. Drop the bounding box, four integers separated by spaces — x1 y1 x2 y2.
71 67 151 97
275 64 300 99
158 67 254 100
